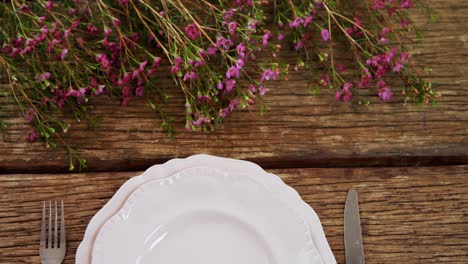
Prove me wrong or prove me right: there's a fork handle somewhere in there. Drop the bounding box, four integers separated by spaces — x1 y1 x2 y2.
41 261 61 264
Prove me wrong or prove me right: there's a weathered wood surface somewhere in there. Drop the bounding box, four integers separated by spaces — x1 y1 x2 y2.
0 0 467 172
0 165 466 263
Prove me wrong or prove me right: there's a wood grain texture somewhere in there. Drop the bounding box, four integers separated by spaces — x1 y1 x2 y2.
0 165 466 263
0 0 467 172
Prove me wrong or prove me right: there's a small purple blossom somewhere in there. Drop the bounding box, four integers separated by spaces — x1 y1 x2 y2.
289 17 304 28
36 72 51 82
226 66 240 79
113 18 121 27
25 108 36 122
225 79 236 92
379 87 393 102
184 23 201 40
26 130 37 142
59 49 68 60
236 43 246 57
216 37 233 50
321 29 330 42
261 68 280 82
183 71 198 81
228 22 238 33
207 46 218 55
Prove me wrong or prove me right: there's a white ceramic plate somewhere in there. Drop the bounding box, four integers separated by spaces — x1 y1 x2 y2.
76 155 336 264
92 167 320 264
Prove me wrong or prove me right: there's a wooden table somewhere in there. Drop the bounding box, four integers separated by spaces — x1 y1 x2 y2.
0 0 467 263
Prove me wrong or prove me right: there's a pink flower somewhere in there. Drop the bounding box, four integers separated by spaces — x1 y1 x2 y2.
184 23 201 40
1 45 12 54
235 59 245 68
226 66 240 79
385 48 397 63
26 130 37 142
94 85 105 96
183 71 198 81
225 79 236 92
289 17 304 28
36 72 51 82
262 31 271 46
113 18 121 27
59 49 68 60
173 57 184 66
400 52 409 63
303 16 314 27
378 37 388 44
194 60 205 68
261 69 279 82
320 74 330 87
392 63 404 72
247 19 259 31
373 0 386 10
400 0 414 8
343 92 353 102
376 80 387 88
135 85 144 97
216 37 233 49
258 85 269 96
38 16 46 25
343 83 353 92
380 27 391 36
400 19 411 29
294 40 304 50
207 46 218 55
335 90 343 101
236 43 246 57
87 23 99 34
69 8 77 16
358 74 372 88
25 108 36 122
45 1 53 11
335 64 346 73
379 87 393 102
20 4 31 13
335 83 354 102
104 28 113 37
277 34 284 41
152 57 162 67
321 29 330 42
228 22 238 33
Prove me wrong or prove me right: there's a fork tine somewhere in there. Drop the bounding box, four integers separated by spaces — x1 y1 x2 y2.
40 201 46 248
48 201 52 248
60 201 66 248
54 201 58 248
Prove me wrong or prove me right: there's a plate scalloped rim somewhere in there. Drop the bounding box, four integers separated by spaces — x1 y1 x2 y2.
76 154 336 264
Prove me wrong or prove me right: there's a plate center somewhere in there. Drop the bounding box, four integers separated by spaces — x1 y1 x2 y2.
139 210 277 264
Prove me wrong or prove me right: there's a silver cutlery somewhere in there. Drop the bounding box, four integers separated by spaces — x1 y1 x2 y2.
39 201 66 264
344 189 365 264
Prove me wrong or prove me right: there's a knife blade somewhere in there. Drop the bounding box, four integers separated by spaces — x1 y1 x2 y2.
344 189 365 264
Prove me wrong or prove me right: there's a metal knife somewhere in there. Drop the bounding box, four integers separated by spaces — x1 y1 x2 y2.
344 189 365 264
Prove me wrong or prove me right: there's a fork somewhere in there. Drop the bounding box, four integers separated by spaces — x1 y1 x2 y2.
39 201 66 264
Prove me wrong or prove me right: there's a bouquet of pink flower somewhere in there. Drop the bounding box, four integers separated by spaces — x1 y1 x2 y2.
0 0 438 170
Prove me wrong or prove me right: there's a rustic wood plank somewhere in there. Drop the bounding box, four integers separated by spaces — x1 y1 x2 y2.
1 0 467 172
0 165 466 263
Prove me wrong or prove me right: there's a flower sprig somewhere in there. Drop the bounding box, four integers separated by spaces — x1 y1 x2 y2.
275 0 439 104
0 0 438 170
